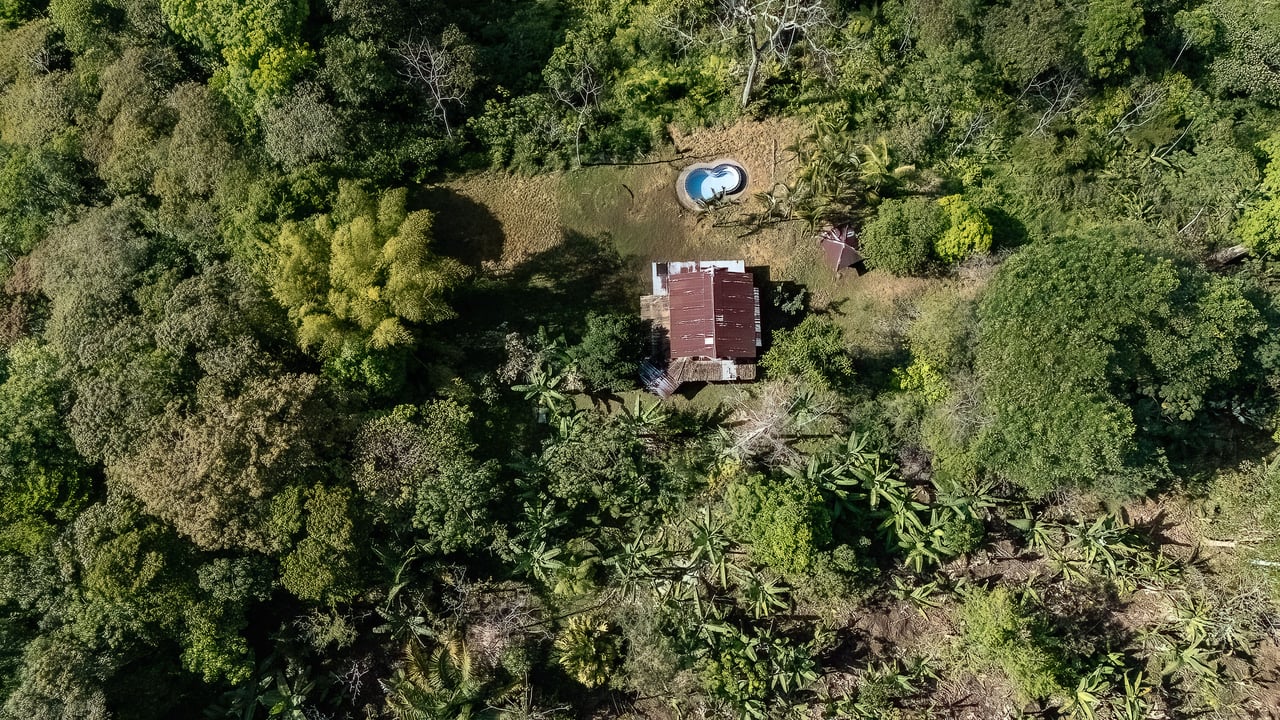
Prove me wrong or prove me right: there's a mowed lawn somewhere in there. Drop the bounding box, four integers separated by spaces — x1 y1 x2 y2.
423 118 947 403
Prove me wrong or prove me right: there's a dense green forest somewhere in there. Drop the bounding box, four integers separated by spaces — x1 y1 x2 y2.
0 0 1279 717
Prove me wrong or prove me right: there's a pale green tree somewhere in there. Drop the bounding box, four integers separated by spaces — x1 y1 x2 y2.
271 180 467 361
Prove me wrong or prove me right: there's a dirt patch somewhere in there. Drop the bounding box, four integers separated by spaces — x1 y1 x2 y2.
667 115 806 198
930 672 1023 720
1250 640 1280 718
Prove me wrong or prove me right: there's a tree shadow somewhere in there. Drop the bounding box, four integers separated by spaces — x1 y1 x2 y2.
985 205 1030 251
433 230 634 348
415 187 506 267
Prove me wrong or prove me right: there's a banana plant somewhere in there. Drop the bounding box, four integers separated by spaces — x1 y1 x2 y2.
384 636 487 720
259 669 318 720
604 530 666 597
511 540 565 585
1110 671 1151 720
889 577 941 616
863 464 911 512
1064 514 1139 577
511 364 571 416
784 455 863 523
373 602 435 644
1008 509 1060 554
739 571 789 619
757 629 819 693
688 506 732 587
896 520 947 573
1062 658 1118 720
620 395 669 435
932 477 1000 520
1162 642 1220 679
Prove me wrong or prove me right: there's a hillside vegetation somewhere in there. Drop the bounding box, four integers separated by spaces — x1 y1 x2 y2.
0 0 1279 718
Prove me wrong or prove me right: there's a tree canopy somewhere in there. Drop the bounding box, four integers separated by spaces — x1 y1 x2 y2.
976 228 1264 494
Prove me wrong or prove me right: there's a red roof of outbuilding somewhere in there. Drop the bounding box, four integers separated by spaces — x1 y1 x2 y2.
822 238 863 269
667 268 758 359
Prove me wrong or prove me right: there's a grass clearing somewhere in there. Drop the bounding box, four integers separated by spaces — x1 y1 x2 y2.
425 117 953 395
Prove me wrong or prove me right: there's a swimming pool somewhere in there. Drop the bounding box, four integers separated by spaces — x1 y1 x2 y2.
677 159 748 209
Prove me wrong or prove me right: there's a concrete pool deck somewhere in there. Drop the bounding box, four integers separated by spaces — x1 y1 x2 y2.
676 158 749 210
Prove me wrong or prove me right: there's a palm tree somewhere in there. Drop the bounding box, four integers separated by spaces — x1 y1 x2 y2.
385 633 499 720
553 616 621 688
857 137 917 201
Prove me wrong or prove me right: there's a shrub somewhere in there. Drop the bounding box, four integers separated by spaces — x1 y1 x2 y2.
955 587 1069 703
934 195 992 264
728 473 831 575
761 315 855 392
569 312 645 394
860 197 947 276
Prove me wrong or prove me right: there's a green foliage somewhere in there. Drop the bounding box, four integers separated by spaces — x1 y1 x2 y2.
1201 459 1280 600
2 631 111 720
980 0 1078 88
0 0 1276 717
934 195 992 264
861 197 947 276
728 473 832 575
110 373 327 553
181 604 253 684
159 0 312 116
894 358 948 404
280 484 362 603
468 89 568 173
1239 132 1280 255
0 340 88 552
352 401 499 554
1201 0 1280 104
976 228 1265 495
955 587 1069 703
1081 0 1145 79
554 615 622 688
761 315 855 392
270 180 468 377
569 312 644 393
702 626 819 716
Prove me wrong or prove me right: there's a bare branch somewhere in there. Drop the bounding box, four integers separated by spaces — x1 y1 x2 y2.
1028 74 1083 136
1108 81 1166 137
395 25 476 137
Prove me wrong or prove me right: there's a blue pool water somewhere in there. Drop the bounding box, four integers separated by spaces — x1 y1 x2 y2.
684 163 746 202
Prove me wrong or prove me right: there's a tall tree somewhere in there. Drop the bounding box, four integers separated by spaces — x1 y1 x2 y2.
270 180 468 366
976 227 1265 495
109 372 330 553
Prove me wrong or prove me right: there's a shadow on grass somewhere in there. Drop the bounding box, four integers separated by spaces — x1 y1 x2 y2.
415 186 506 267
431 230 635 354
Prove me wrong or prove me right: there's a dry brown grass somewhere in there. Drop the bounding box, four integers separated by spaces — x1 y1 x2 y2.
427 115 950 367
430 173 565 270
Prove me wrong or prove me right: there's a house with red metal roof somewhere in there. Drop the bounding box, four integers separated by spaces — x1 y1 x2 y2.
639 261 761 397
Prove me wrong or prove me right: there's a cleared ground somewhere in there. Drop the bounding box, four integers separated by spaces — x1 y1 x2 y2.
424 117 946 407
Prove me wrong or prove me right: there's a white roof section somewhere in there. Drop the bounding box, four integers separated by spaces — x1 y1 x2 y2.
649 260 746 296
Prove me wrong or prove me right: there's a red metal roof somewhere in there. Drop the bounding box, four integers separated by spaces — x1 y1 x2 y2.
822 238 863 269
821 225 863 270
667 268 759 360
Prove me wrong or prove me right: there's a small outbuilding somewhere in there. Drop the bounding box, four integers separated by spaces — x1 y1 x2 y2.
820 225 863 273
